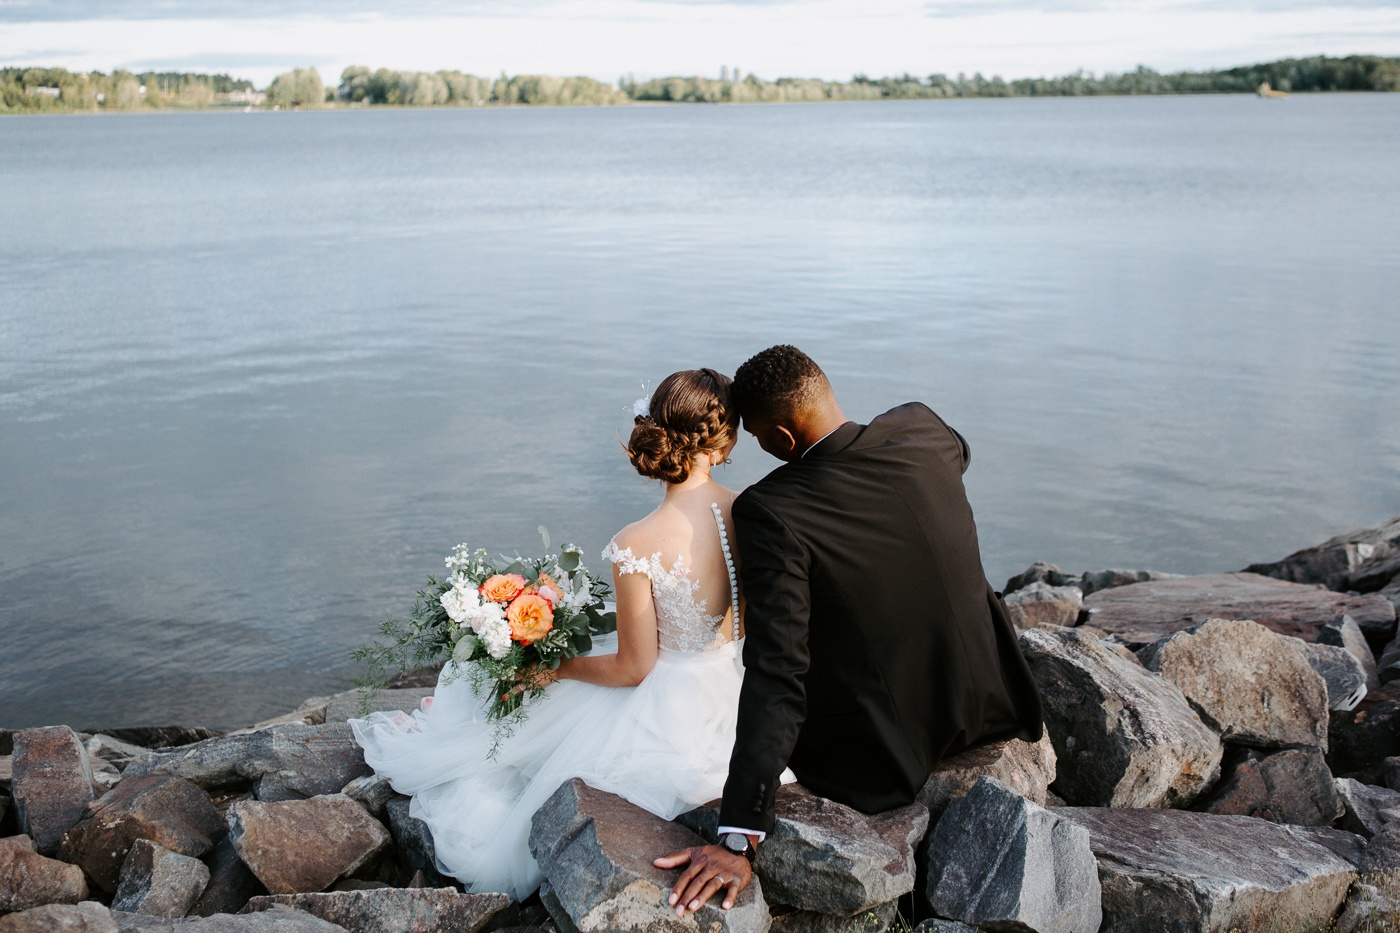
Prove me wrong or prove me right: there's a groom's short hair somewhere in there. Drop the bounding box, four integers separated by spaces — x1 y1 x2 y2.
732 345 830 422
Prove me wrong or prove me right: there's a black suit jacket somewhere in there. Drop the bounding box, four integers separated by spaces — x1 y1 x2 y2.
718 403 1043 832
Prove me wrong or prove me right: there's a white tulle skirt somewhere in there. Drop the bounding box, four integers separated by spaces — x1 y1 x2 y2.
350 636 768 901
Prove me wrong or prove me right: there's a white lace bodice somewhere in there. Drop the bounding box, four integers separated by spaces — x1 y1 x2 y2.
601 503 740 654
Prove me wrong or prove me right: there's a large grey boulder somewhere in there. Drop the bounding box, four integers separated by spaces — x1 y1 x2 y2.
1358 825 1400 872
100 729 223 751
537 881 581 933
1019 628 1222 808
339 776 393 821
123 725 371 803
1004 563 1082 595
9 727 95 855
1140 618 1330 748
1003 584 1082 631
677 784 926 916
1379 635 1400 686
1319 615 1381 690
383 797 452 889
1084 572 1397 647
111 904 348 931
1079 569 1177 597
191 838 266 917
0 835 89 913
86 736 156 773
58 775 225 894
0 901 116 933
529 779 771 933
1329 680 1400 781
242 890 509 933
1335 778 1400 838
1003 563 1173 598
1200 747 1344 827
1245 516 1400 586
1384 578 1400 613
112 840 211 919
1335 550 1400 594
1056 807 1360 933
1289 638 1369 710
925 778 1101 933
227 795 390 896
917 734 1056 819
1385 757 1400 792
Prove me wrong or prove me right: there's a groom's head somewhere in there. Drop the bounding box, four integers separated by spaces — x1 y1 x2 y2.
732 345 846 462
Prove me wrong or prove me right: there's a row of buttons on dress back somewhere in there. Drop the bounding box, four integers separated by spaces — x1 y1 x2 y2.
710 503 741 643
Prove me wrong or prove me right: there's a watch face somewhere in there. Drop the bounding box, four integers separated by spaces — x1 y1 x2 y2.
722 832 747 852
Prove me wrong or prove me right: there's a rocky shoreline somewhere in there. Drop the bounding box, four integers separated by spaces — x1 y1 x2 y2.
3 515 1400 933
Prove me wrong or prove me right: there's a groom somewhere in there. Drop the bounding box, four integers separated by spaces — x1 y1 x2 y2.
656 345 1044 915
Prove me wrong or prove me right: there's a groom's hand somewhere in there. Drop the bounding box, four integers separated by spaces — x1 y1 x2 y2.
653 845 752 916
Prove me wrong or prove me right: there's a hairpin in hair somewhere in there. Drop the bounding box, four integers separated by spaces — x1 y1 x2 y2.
629 379 651 419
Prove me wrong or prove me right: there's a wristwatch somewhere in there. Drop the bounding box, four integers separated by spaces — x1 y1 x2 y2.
720 831 756 861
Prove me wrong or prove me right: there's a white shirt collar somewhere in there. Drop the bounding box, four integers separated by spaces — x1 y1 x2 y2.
801 426 842 459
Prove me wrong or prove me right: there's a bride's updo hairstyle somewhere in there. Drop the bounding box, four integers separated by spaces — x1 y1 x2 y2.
627 369 738 484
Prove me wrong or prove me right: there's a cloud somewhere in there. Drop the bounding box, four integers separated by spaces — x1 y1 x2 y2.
2 0 1397 88
0 0 799 22
123 51 324 70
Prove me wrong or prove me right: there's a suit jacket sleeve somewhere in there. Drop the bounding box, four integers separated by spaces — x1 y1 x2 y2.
912 401 970 474
719 492 811 834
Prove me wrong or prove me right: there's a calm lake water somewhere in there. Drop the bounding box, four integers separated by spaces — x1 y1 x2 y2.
2 95 1398 730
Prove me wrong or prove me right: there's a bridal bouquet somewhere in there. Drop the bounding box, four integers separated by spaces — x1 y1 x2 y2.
353 530 616 732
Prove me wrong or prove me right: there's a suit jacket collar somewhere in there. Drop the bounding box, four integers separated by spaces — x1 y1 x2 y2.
803 421 861 461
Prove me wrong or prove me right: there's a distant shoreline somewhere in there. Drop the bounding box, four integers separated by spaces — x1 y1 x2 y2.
3 87 1398 120
4 54 1398 115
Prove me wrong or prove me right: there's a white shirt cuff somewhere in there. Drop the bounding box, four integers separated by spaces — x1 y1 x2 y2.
716 825 766 843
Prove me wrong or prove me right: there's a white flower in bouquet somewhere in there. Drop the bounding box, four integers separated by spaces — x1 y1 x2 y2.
561 571 595 613
439 579 481 625
479 614 513 659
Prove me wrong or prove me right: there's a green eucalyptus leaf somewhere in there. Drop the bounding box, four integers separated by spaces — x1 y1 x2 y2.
452 637 478 663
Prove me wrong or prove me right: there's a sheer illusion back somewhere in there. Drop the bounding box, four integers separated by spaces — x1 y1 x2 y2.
601 501 740 654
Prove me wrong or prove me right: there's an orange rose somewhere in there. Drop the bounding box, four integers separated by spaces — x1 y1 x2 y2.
479 573 527 604
506 593 555 645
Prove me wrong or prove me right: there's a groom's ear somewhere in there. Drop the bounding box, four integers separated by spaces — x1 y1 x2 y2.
774 423 799 457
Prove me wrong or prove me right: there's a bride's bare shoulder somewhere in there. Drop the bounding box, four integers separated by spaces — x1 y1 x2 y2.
711 484 741 506
610 512 665 556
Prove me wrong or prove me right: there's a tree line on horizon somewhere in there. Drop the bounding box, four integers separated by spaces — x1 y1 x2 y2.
0 67 254 112
4 55 1398 114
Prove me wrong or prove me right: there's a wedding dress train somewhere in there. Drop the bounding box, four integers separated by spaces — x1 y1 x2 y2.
350 503 787 901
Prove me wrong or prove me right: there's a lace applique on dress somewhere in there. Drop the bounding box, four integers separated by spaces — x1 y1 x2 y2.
602 503 739 654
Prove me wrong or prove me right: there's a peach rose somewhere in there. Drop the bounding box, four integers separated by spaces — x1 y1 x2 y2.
534 572 565 606
506 593 555 645
479 573 527 604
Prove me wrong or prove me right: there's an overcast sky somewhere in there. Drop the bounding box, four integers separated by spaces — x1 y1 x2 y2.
4 0 1400 88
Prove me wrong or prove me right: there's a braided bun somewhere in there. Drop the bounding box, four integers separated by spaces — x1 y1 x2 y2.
626 369 738 484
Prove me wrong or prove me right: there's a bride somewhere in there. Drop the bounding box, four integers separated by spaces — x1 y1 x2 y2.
350 368 791 901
